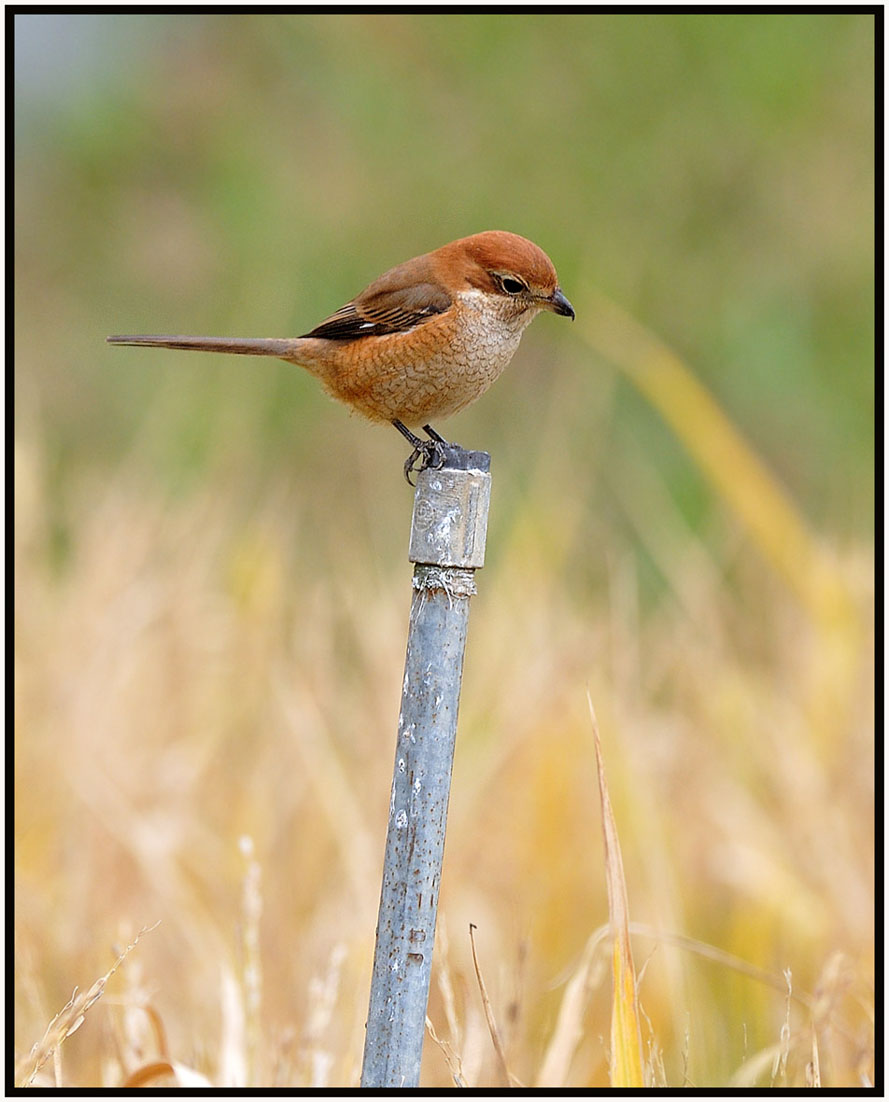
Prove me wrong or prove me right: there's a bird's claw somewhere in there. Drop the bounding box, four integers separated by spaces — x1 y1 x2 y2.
392 420 456 484
403 437 448 485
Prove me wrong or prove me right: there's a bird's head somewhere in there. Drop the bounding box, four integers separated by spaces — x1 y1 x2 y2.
438 231 575 322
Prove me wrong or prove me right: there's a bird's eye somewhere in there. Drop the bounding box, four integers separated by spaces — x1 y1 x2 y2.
499 276 527 295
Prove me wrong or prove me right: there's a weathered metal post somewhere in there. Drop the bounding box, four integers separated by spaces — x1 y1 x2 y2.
360 446 492 1089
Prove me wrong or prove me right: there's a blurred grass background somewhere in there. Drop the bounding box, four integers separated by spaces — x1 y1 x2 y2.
14 11 874 1088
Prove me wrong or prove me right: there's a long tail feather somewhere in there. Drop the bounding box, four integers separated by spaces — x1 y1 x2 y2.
106 335 297 357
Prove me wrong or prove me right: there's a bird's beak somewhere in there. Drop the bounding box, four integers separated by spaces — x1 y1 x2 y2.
546 287 575 319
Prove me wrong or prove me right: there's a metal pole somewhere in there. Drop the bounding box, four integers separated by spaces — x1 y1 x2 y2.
360 446 492 1089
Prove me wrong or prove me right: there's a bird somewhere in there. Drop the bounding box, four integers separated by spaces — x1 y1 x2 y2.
108 231 575 481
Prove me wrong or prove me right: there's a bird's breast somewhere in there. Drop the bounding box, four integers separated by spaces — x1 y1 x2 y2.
296 293 538 426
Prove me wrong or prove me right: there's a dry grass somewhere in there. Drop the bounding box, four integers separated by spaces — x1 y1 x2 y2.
13 379 874 1087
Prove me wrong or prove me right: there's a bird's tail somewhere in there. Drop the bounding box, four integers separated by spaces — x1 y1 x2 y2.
106 335 299 358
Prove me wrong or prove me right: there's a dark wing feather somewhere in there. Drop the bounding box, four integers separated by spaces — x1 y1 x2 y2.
301 303 378 341
302 280 452 342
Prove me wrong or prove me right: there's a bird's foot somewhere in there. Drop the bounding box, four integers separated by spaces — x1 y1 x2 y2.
393 421 458 485
403 439 447 484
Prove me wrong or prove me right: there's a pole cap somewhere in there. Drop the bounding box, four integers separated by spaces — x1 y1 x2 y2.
408 451 492 569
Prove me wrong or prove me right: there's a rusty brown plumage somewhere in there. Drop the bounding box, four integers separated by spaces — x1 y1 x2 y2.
108 231 574 473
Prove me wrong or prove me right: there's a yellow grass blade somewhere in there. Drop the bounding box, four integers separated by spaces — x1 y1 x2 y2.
589 695 645 1088
577 292 853 631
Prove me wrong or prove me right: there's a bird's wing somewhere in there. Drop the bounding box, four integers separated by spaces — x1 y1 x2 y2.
301 279 452 341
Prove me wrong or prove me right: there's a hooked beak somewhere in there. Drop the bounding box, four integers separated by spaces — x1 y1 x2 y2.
546 287 575 320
